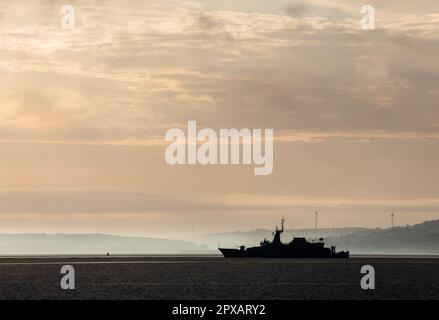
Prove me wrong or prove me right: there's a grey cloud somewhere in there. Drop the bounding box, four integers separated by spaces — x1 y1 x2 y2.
1 190 439 215
284 1 347 19
196 13 222 31
285 2 309 17
0 190 295 214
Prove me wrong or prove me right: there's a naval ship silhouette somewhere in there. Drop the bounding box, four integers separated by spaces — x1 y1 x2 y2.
219 218 349 258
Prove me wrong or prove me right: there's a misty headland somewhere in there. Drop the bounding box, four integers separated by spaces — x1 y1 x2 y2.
0 220 438 256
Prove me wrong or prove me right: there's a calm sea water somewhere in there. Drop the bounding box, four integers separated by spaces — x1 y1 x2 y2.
0 256 437 299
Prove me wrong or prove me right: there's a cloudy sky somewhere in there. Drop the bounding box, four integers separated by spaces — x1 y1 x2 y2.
1 0 439 236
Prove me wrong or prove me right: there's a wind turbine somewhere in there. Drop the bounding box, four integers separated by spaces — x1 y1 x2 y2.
315 211 319 230
391 211 395 228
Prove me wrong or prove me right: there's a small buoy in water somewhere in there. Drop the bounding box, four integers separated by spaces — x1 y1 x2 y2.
106 252 110 256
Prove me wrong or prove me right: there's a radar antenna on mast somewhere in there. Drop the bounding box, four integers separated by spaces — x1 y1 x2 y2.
275 216 285 233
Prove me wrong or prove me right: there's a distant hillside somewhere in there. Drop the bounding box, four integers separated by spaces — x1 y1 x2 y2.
326 220 439 254
195 220 439 254
2 220 438 255
197 227 366 249
0 234 208 255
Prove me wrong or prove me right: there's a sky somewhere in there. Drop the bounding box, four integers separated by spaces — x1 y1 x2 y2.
0 0 439 237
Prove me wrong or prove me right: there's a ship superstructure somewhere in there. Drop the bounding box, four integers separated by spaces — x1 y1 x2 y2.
219 218 349 258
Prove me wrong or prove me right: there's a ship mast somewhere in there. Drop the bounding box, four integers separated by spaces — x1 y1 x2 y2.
272 216 284 245
275 216 284 233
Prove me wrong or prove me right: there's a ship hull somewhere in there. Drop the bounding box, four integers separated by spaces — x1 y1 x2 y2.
219 247 349 258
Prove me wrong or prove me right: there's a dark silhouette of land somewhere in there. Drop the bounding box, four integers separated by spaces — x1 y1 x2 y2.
326 220 439 254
